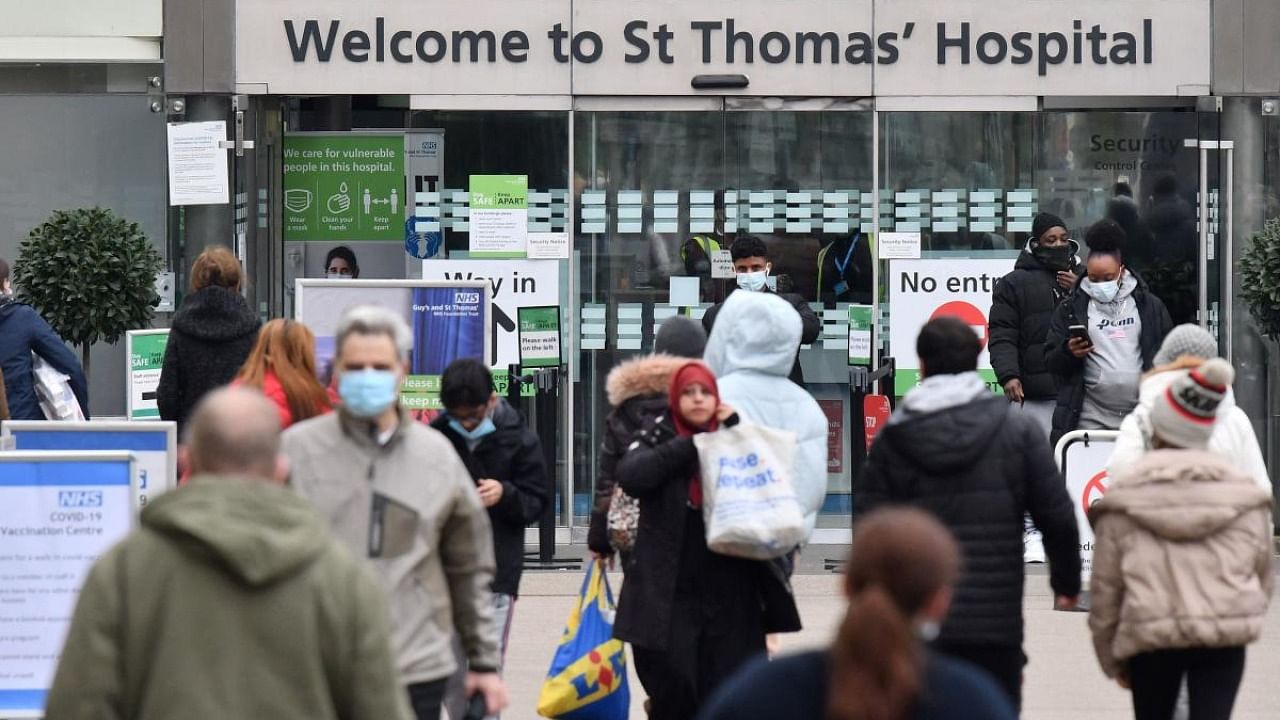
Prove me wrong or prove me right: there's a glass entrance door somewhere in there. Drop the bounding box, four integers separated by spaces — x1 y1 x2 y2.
572 100 873 540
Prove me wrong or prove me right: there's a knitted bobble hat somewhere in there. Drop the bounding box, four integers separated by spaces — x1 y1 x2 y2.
1149 358 1235 449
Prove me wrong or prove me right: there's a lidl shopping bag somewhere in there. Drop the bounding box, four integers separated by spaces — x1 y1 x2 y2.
537 561 630 719
694 422 806 560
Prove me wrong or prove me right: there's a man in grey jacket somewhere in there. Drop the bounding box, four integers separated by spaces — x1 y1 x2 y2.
283 305 506 720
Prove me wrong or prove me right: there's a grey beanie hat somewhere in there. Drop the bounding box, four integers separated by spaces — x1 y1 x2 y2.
1153 324 1218 367
654 315 707 358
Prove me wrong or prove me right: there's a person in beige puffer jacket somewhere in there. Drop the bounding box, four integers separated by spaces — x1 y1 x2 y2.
1088 358 1273 720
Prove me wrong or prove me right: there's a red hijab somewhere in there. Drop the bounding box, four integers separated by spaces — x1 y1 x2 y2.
669 362 720 506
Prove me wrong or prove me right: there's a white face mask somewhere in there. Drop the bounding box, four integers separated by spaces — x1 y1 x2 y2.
735 264 771 292
1088 279 1120 303
326 271 344 280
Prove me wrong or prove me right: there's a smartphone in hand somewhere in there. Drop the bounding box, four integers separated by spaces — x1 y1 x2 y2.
462 694 488 720
1068 325 1092 345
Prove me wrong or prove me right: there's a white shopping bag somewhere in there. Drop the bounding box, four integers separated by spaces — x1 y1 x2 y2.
32 354 85 421
693 422 806 560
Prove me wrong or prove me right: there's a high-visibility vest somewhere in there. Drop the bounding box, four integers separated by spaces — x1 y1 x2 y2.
680 235 721 262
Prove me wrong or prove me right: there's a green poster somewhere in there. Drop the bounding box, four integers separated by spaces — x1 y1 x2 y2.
847 305 873 366
469 174 528 258
518 306 561 368
128 331 169 420
283 135 405 242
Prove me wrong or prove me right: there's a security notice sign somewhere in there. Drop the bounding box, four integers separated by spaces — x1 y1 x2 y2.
469 175 528 258
518 306 561 368
0 452 134 717
282 134 405 242
126 330 169 420
888 258 1015 396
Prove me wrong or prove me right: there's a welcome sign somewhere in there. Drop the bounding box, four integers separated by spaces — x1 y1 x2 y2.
237 0 1210 97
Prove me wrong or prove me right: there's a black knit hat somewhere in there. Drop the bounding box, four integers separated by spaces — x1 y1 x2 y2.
1031 212 1066 242
654 316 707 359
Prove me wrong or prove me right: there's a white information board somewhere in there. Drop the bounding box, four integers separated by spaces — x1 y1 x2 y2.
0 451 136 718
166 120 230 206
2 421 177 511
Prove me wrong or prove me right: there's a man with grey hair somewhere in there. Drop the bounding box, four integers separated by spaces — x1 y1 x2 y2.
47 387 411 720
283 305 507 720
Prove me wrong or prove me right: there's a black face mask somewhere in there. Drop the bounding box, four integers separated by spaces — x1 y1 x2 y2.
1032 243 1073 271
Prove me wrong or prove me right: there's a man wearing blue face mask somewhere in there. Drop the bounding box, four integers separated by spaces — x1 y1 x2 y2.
700 236 821 387
282 306 509 720
431 359 548 718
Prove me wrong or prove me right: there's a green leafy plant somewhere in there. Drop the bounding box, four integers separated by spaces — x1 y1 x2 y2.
1241 217 1280 342
14 208 162 379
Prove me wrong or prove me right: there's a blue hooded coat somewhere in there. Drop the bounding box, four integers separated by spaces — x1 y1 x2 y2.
0 296 89 420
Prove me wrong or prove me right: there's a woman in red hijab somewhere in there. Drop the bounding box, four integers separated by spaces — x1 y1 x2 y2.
611 361 801 720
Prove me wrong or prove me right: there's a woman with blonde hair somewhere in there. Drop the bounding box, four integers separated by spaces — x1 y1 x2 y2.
233 319 335 429
698 507 1016 720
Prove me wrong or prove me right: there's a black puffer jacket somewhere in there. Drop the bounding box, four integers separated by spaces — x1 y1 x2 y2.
587 354 690 555
432 399 549 597
157 287 260 433
612 412 801 652
854 389 1081 647
988 245 1081 401
1045 272 1172 444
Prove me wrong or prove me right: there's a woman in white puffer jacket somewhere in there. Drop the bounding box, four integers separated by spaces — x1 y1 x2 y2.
1107 324 1270 491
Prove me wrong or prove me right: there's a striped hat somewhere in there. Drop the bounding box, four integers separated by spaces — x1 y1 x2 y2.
1149 358 1235 449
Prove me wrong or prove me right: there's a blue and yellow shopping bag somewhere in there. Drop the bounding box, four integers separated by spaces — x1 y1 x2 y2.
536 561 630 719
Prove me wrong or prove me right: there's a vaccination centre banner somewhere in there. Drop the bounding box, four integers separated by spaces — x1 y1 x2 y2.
0 452 136 718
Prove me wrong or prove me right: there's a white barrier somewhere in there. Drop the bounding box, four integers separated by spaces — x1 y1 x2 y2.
1054 430 1119 578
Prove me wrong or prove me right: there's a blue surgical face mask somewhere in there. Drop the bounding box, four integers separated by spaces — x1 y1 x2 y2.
449 416 496 441
736 269 769 292
338 369 400 418
1088 279 1120 304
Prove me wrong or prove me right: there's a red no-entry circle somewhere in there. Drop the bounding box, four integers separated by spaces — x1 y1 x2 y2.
930 301 990 350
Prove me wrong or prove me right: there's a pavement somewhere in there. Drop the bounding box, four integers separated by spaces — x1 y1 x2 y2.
496 559 1280 720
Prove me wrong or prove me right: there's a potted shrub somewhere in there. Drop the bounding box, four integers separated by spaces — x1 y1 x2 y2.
14 207 163 379
1241 218 1280 342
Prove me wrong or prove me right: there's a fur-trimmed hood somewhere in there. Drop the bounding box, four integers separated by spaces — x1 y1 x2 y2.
605 353 691 407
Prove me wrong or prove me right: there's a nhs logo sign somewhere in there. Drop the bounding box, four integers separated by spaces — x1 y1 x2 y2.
58 491 103 508
454 292 481 305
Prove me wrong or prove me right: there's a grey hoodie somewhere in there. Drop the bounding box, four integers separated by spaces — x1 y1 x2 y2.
1079 270 1143 429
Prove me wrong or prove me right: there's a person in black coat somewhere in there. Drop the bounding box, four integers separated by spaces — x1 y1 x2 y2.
157 247 260 435
697 508 1016 720
1045 220 1173 445
700 236 821 387
988 212 1083 439
854 317 1081 712
614 361 800 720
0 258 89 420
431 359 549 606
587 316 708 562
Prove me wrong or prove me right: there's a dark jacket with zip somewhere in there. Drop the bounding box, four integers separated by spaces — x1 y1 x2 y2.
1045 272 1172 444
157 287 260 433
988 246 1082 401
612 412 802 652
588 353 689 556
702 289 821 387
854 391 1081 648
0 296 89 419
431 399 549 597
